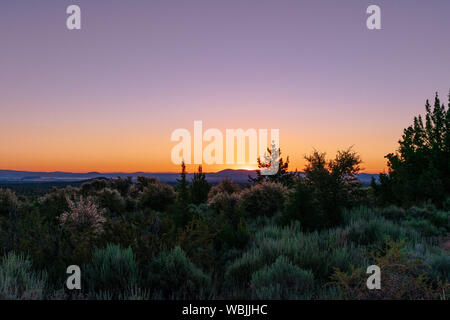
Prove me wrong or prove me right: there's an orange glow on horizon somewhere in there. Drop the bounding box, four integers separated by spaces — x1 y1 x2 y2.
0 159 389 175
0 103 396 175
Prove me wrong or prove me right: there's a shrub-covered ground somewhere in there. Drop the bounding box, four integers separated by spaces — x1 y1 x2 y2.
0 176 448 300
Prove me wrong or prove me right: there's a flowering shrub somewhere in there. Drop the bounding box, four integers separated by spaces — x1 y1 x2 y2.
59 196 106 235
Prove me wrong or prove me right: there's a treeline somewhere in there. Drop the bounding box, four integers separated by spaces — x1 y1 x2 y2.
0 181 86 197
0 93 448 299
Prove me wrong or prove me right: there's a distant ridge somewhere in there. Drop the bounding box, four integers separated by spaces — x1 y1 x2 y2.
0 169 379 185
0 169 256 184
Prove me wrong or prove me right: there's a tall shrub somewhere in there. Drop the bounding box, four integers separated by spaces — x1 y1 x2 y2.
0 252 47 300
148 246 210 299
85 243 139 299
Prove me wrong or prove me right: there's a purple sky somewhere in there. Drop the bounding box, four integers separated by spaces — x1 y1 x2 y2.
0 0 449 172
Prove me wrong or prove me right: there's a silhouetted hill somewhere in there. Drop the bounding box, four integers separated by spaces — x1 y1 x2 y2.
0 169 378 186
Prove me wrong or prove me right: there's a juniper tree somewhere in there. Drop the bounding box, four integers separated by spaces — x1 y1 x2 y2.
174 161 191 226
375 92 450 206
249 147 297 187
190 165 211 205
176 161 189 204
284 148 363 230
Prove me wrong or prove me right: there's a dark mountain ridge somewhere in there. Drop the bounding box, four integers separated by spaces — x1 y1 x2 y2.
0 169 379 185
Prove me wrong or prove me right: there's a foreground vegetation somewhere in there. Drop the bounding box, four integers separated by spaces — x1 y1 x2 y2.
0 93 448 300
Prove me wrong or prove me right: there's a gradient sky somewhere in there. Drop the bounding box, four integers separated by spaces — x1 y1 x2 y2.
1 0 449 173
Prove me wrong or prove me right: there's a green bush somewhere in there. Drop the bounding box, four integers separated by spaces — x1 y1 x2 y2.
192 200 249 255
407 244 450 282
407 206 434 219
225 249 264 297
282 179 320 229
0 252 47 300
5 205 54 274
290 232 365 280
346 217 420 247
208 178 240 199
138 181 176 211
426 210 449 231
330 240 446 299
250 256 314 299
342 206 379 224
0 189 18 216
148 246 211 299
80 179 108 196
207 192 242 222
39 187 76 220
240 182 289 218
293 148 363 229
402 218 443 237
85 244 139 299
427 253 450 282
110 177 133 197
225 223 366 299
443 198 450 211
98 188 125 215
177 218 216 270
380 205 406 221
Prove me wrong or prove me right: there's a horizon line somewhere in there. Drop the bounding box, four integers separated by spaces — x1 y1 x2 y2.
0 168 382 175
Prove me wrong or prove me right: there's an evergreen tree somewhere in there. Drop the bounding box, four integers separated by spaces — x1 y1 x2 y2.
249 147 297 187
176 161 189 204
283 148 363 229
376 92 450 206
174 161 191 226
190 165 211 205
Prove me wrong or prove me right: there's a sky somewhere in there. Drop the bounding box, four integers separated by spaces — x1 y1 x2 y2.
0 0 449 173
